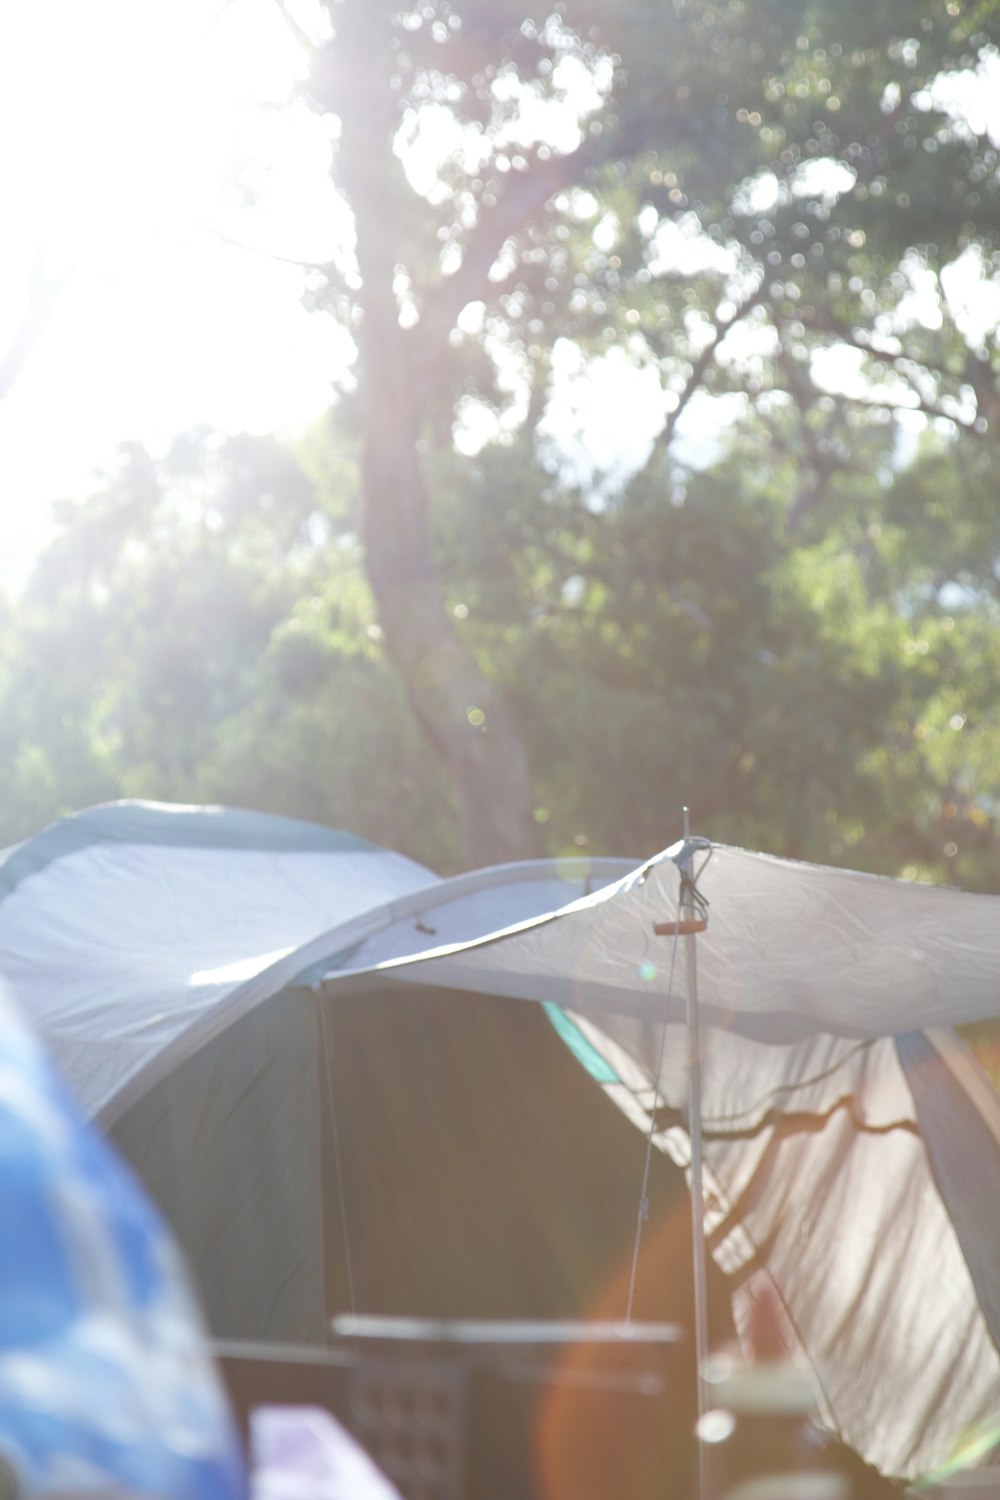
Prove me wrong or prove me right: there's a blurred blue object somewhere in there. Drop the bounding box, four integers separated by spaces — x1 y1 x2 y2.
0 981 246 1499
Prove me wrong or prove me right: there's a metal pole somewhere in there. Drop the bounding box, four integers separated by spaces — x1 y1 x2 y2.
681 808 711 1500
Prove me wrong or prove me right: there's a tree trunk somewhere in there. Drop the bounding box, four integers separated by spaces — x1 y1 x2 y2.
329 5 540 867
358 347 540 868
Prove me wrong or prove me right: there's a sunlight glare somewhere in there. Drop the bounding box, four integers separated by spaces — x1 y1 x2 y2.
0 0 344 590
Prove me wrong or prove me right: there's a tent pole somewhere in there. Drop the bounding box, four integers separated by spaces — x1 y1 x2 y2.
680 810 711 1500
652 819 712 1499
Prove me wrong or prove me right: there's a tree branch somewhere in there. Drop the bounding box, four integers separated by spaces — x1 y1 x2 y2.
792 305 990 428
796 304 970 393
200 219 337 276
774 342 837 531
652 281 768 456
829 387 977 431
618 280 768 487
413 142 597 350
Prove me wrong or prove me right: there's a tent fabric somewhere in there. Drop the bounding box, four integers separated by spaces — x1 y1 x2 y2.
111 979 717 1356
3 805 1000 1481
0 800 380 900
545 1015 1000 1478
897 1028 1000 1355
0 802 439 1119
338 841 1000 1477
0 804 636 1347
305 856 637 976
338 937 1000 1477
99 854 632 1127
0 803 632 1124
368 841 1000 1042
112 984 330 1343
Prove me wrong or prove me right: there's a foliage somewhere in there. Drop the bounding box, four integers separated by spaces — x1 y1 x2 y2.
0 432 454 869
429 414 1000 887
308 0 1000 437
275 0 1000 861
3 390 1000 891
4 0 1000 887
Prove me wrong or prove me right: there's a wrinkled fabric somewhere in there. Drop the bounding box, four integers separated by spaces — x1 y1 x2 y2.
384 844 1000 1042
552 1013 1000 1478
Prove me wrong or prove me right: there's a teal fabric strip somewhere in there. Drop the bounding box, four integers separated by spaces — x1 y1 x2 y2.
0 801 380 902
542 1002 621 1085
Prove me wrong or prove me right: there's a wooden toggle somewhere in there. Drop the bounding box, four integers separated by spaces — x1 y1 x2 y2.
652 917 707 936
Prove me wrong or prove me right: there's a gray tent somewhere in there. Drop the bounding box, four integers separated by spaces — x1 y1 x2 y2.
2 801 999 1481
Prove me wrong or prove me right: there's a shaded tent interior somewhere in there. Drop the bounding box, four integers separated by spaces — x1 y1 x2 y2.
111 978 731 1500
110 979 732 1345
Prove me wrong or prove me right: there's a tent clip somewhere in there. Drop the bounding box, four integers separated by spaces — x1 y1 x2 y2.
653 916 706 936
652 836 712 937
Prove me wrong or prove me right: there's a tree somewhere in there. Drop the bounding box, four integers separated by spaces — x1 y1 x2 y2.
4 397 1000 892
6 2 1000 883
279 0 1000 866
0 431 454 866
427 405 1000 888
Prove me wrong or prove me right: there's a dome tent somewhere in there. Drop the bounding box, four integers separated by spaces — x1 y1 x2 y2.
0 803 683 1342
1 801 999 1483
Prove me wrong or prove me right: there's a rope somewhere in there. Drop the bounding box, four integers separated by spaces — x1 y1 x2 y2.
318 996 358 1316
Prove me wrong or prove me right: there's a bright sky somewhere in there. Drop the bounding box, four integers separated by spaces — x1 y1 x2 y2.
0 0 345 589
2 5 996 593
0 0 675 593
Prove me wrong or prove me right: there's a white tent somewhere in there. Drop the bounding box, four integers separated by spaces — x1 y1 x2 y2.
350 841 1000 1478
1 802 999 1482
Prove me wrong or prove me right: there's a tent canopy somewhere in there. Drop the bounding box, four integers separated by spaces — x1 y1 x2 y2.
353 838 1000 1042
1 801 999 1482
322 839 1000 1478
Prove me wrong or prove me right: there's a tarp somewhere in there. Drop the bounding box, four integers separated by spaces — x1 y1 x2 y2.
339 843 1000 1477
362 841 1000 1041
2 806 1000 1481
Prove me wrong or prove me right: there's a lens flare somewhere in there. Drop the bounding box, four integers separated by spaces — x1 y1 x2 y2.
697 1408 736 1445
918 1421 1000 1487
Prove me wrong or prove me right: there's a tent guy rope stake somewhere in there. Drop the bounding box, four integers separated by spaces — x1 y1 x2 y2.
656 810 713 1500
